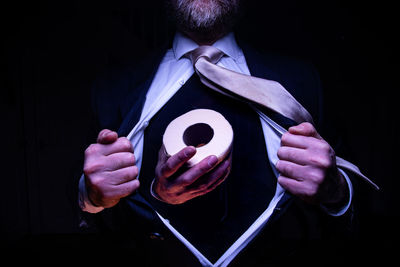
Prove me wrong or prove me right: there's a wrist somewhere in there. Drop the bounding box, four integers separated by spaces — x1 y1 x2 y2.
320 168 353 216
79 174 104 213
150 178 168 203
321 168 349 207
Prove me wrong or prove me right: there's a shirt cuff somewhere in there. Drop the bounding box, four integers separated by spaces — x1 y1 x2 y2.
319 168 353 217
150 178 168 203
78 174 105 213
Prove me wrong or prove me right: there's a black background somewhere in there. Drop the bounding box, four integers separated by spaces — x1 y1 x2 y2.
1 0 398 265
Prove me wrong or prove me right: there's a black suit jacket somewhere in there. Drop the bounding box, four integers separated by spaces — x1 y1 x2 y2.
76 41 355 266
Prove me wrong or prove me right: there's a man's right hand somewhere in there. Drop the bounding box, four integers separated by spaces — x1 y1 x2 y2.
83 129 140 208
152 146 231 205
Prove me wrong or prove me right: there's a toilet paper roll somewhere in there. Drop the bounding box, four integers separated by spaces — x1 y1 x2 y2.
162 109 234 167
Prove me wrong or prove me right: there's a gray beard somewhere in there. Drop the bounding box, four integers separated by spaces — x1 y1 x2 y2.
169 0 240 40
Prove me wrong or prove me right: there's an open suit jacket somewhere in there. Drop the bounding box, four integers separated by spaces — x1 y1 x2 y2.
76 40 355 266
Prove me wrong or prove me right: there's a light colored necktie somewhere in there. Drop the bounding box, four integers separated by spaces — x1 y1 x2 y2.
186 45 379 190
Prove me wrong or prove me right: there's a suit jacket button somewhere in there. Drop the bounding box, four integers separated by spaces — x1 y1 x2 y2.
149 232 164 241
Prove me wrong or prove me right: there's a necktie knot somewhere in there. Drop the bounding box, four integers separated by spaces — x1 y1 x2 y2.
186 45 225 66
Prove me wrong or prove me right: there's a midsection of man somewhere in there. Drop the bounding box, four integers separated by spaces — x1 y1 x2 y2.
138 71 276 261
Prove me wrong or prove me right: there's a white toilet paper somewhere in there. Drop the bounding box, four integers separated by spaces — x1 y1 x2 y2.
163 109 234 167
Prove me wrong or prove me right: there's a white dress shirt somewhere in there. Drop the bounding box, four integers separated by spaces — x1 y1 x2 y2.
79 31 353 267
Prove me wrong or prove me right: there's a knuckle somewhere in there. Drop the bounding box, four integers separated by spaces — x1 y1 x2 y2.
131 180 140 191
276 160 284 171
303 122 313 127
287 149 297 160
309 155 331 169
112 156 123 168
280 132 290 144
277 161 292 176
177 151 187 161
118 137 133 151
284 164 294 177
285 166 293 177
302 122 316 135
181 176 193 186
128 153 136 164
308 169 324 183
303 122 314 131
132 166 139 177
86 176 103 190
83 162 103 175
277 147 285 159
200 163 212 172
308 154 319 166
278 147 297 161
319 156 332 169
301 183 318 199
317 141 330 152
166 160 175 171
85 144 99 156
127 166 139 179
160 164 170 178
161 161 174 176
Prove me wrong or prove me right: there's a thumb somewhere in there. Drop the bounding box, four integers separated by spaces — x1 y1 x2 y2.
97 129 118 144
288 122 322 140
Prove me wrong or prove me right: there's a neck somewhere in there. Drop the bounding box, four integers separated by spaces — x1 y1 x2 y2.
183 31 226 46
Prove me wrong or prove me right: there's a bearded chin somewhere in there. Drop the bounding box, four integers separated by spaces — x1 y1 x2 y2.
169 0 240 41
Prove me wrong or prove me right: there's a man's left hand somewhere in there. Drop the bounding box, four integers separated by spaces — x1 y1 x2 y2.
276 122 348 206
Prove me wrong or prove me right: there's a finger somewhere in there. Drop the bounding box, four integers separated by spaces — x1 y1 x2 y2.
275 160 305 181
188 159 230 192
177 155 219 186
280 132 312 149
277 175 305 195
281 132 325 151
97 129 118 144
278 175 318 203
288 122 322 139
158 145 168 163
106 165 139 185
159 146 196 178
115 179 140 198
104 152 136 171
100 137 134 156
277 146 309 166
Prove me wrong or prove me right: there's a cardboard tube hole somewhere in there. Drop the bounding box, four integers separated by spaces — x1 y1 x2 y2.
183 123 214 148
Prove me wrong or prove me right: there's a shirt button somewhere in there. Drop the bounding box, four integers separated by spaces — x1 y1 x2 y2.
179 79 185 85
149 232 164 241
143 121 149 128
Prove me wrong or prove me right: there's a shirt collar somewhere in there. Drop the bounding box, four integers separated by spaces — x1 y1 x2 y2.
173 31 241 61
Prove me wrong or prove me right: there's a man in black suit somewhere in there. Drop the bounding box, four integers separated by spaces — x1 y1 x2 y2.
78 0 355 265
